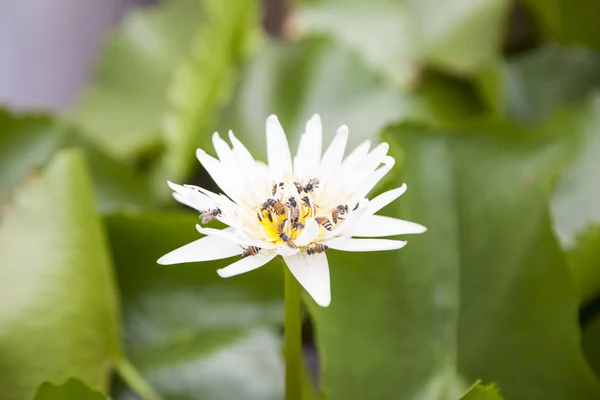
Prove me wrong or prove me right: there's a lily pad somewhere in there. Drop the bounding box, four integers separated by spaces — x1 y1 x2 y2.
0 150 121 399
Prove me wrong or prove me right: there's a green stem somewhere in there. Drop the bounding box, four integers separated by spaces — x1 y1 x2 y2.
284 267 303 400
115 357 163 400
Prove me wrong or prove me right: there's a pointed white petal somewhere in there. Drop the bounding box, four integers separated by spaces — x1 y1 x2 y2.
228 130 270 202
295 218 319 246
349 215 427 237
196 149 243 204
320 125 348 172
217 251 276 278
196 225 276 249
294 114 323 179
352 142 389 183
353 156 395 200
266 115 292 181
276 246 301 256
228 130 255 166
341 139 371 172
212 132 233 162
157 230 242 265
367 185 407 215
327 238 407 252
284 252 331 307
168 181 213 211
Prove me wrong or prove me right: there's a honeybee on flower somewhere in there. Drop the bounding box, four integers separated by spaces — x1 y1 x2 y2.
157 114 426 307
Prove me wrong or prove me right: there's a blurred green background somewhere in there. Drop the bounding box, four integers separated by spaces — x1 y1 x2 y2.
1 0 600 399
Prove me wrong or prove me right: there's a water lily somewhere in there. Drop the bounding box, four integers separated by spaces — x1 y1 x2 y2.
157 114 426 307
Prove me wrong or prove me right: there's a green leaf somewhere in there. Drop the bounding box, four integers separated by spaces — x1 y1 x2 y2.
0 150 121 400
583 315 600 382
0 110 67 205
306 125 600 400
460 381 504 400
478 46 600 123
220 36 431 160
0 109 158 214
521 0 600 52
153 0 260 189
296 0 510 86
73 0 203 159
551 94 600 248
566 226 600 305
33 378 108 400
74 141 160 214
105 212 284 400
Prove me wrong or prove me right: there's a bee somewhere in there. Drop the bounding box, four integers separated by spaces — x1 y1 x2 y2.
277 219 297 248
301 196 311 208
288 197 300 221
331 204 349 224
314 216 332 231
271 182 284 196
304 178 320 193
242 246 261 258
200 208 221 224
292 220 305 230
307 244 329 255
260 202 273 222
268 198 286 215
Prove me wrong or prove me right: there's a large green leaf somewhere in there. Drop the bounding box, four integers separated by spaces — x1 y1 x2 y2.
105 212 284 400
583 315 600 382
33 379 108 400
460 382 504 400
218 36 433 160
565 226 600 305
477 46 600 123
74 0 203 159
0 109 157 214
296 0 510 86
0 150 121 399
521 0 600 52
306 126 600 399
153 0 260 189
550 94 600 248
0 110 67 205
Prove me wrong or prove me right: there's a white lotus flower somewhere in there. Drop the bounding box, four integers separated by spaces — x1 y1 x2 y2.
157 114 426 307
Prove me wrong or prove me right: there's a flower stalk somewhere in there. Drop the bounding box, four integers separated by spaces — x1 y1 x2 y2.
284 266 303 400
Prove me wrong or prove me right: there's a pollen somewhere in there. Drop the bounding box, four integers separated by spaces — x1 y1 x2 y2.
257 179 321 247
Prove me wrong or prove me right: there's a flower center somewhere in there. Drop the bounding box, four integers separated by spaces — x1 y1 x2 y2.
255 178 348 249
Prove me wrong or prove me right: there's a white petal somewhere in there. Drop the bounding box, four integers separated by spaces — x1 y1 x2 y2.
168 181 213 211
217 251 277 278
352 156 395 200
196 225 276 249
295 218 319 246
367 185 407 215
327 238 407 252
212 132 233 163
196 149 243 205
284 252 331 307
276 246 301 256
228 130 255 167
157 230 242 265
294 114 323 180
341 139 371 172
352 142 389 183
229 130 270 203
320 125 348 172
266 115 292 182
349 215 427 237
